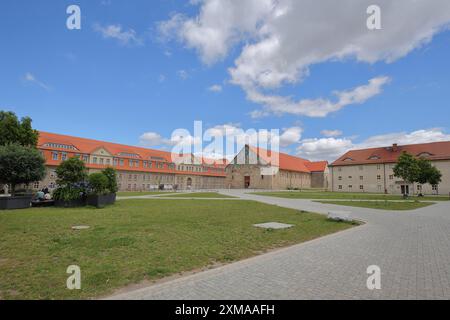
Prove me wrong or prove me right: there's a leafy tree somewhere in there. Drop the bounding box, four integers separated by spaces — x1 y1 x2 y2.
416 158 442 187
56 157 87 186
88 173 109 195
393 152 420 187
0 144 46 196
0 111 39 147
102 167 118 193
394 153 443 195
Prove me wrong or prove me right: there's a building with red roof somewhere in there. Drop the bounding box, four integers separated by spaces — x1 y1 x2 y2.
35 131 227 192
225 145 329 190
329 142 450 195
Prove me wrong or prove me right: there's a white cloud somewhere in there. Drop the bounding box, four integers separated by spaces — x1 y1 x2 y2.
297 128 450 161
248 76 390 118
208 84 223 92
161 0 450 117
23 72 51 91
158 0 275 65
94 24 143 46
321 130 343 137
177 70 189 80
279 126 302 147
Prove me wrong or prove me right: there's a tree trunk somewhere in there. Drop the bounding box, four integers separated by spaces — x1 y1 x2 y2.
11 183 16 197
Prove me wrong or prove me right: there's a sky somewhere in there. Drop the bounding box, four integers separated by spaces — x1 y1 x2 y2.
1 0 450 161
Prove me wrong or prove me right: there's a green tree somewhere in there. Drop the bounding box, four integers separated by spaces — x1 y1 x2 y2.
0 144 46 196
0 111 39 147
102 167 118 193
88 173 109 195
56 157 87 186
393 152 420 189
416 158 442 186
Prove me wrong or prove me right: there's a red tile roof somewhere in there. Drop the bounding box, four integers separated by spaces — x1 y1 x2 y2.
248 146 327 173
38 131 227 176
331 141 450 166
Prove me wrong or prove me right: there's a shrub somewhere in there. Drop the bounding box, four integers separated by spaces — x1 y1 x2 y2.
88 173 109 195
0 144 46 196
53 186 85 202
102 167 118 193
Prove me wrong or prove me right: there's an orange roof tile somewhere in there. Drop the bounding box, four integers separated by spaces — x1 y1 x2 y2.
331 141 450 166
248 146 327 173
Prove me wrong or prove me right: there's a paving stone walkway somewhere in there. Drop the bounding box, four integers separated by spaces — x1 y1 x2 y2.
108 190 450 300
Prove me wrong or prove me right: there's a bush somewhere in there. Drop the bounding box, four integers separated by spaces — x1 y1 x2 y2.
0 144 46 196
53 185 85 202
102 167 118 193
88 173 109 195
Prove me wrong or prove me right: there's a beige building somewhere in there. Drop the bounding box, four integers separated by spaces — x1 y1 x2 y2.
329 142 450 195
225 145 328 190
29 132 227 192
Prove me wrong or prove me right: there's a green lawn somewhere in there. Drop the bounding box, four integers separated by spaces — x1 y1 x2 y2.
160 192 235 198
0 199 356 300
252 191 450 201
117 191 173 197
316 200 434 210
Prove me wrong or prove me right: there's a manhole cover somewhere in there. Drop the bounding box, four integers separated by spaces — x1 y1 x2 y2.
253 222 294 230
72 225 90 230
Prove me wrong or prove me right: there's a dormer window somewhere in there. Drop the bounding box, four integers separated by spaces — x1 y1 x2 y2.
368 155 381 160
342 158 354 162
43 142 78 150
118 152 140 158
417 152 433 158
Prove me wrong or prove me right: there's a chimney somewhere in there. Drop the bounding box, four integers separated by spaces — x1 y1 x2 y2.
392 143 398 152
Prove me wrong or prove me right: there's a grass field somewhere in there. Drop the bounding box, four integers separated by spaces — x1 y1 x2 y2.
316 200 434 210
116 191 173 197
160 192 235 198
252 191 450 201
0 199 356 299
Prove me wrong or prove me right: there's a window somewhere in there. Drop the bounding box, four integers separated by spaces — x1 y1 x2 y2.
143 161 148 168
377 185 382 192
261 175 264 180
338 168 342 172
83 155 89 162
114 158 119 166
360 185 364 190
52 152 58 161
100 158 104 164
93 157 97 164
120 159 124 166
360 176 364 180
106 159 111 165
389 175 394 180
34 182 40 189
377 164 381 170
377 175 381 180
348 176 352 179
417 185 422 191
432 185 438 191
359 166 364 171
348 185 353 189
338 176 342 181
134 175 137 180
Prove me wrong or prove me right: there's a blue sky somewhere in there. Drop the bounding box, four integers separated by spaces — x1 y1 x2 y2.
1 0 450 160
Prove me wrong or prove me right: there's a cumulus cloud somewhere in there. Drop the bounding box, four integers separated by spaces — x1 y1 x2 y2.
94 24 143 46
161 0 450 117
208 84 223 92
297 128 450 161
321 130 343 137
279 126 303 147
248 76 390 118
